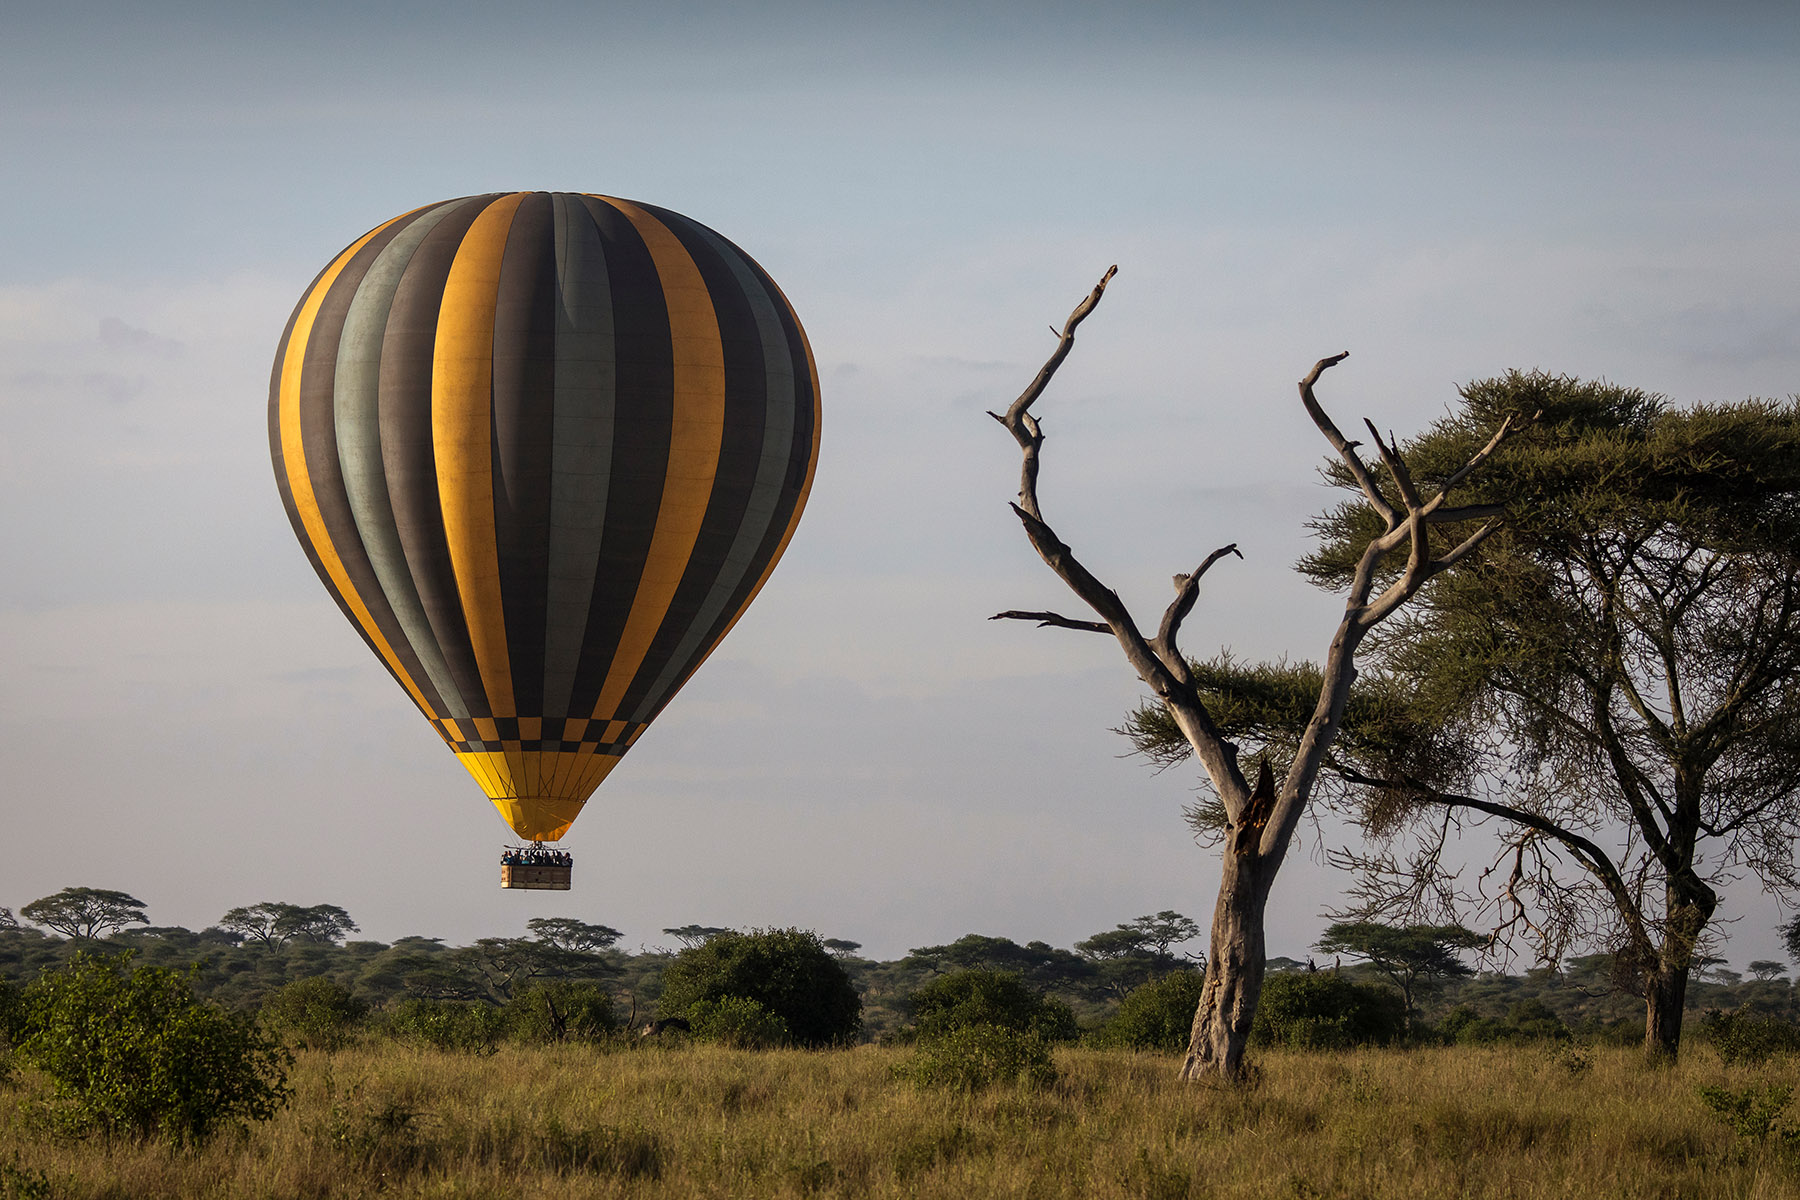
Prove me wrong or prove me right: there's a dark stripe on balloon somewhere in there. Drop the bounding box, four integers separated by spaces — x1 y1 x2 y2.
379 195 500 718
491 192 557 722
334 198 476 720
612 205 769 723
541 194 617 724
298 213 451 720
561 196 672 722
630 248 819 726
623 210 800 723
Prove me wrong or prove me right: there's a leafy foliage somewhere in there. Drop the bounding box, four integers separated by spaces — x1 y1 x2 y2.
1250 972 1403 1050
686 996 791 1049
16 953 291 1145
906 970 1079 1043
261 975 369 1050
525 917 622 954
504 981 618 1044
1096 971 1204 1052
658 928 861 1047
895 1024 1058 1091
1697 1009 1800 1066
381 998 507 1053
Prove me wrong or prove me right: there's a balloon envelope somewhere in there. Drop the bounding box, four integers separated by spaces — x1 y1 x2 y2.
270 192 820 841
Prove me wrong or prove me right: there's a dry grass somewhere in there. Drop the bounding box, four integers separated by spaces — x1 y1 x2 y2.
4 1042 1800 1198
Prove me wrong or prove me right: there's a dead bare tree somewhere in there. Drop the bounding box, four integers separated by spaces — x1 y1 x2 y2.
990 268 1528 1079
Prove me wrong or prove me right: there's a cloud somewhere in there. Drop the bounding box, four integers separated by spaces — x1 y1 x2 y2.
98 316 183 358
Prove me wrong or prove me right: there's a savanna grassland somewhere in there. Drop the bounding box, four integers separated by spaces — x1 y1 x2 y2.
4 1041 1800 1200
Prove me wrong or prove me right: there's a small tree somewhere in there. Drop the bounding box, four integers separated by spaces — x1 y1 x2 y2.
1314 921 1481 1035
18 953 291 1145
526 917 622 954
662 925 731 950
1748 960 1787 983
21 888 148 940
658 928 861 1047
991 271 1526 1079
220 902 358 947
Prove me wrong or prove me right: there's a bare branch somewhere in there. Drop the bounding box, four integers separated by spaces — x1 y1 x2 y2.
989 610 1110 634
1155 544 1242 672
1299 353 1398 529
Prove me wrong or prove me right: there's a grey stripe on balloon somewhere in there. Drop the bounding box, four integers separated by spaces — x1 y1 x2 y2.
335 198 476 719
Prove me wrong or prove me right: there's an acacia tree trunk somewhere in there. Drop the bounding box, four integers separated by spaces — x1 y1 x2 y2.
1643 878 1714 1061
1182 846 1272 1079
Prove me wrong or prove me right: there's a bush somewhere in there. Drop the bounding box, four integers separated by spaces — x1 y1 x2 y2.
1097 970 1204 1052
1250 972 1403 1050
1441 999 1571 1045
658 928 861 1047
17 952 291 1145
0 978 22 1048
907 970 1079 1043
382 998 507 1053
505 981 619 1044
687 996 791 1048
262 976 368 1050
1699 1009 1800 1066
896 1024 1058 1091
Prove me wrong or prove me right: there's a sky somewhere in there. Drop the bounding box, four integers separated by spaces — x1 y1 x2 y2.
3 2 1799 967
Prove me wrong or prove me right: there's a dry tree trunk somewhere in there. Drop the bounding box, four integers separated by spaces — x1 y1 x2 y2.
992 269 1527 1082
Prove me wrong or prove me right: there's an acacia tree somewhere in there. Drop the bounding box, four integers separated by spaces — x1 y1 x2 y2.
219 902 359 947
1314 921 1480 1035
21 887 149 940
990 269 1527 1078
1297 374 1800 1059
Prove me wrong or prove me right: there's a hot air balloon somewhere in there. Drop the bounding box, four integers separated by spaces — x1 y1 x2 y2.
269 193 820 888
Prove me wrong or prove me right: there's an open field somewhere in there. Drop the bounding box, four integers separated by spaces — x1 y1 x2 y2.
4 1043 1800 1199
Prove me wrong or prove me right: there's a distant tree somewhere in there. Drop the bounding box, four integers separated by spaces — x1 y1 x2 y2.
526 917 622 954
21 887 149 940
823 938 863 959
1315 922 1482 1035
662 925 731 950
0 907 16 930
219 902 358 947
1076 911 1204 996
1748 960 1787 982
658 928 861 1047
904 935 1093 994
402 937 610 1005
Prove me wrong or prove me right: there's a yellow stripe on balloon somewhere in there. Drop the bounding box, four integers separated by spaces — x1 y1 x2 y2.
434 193 527 719
278 214 440 720
586 196 727 723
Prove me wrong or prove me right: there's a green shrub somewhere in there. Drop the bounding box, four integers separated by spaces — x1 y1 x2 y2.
1699 1009 1800 1066
1696 1081 1798 1142
895 1024 1058 1091
0 978 22 1048
505 981 619 1044
261 976 368 1050
1097 971 1203 1052
1441 999 1570 1045
17 952 292 1145
383 998 506 1053
1250 972 1403 1050
907 970 1079 1043
658 928 861 1047
687 996 791 1049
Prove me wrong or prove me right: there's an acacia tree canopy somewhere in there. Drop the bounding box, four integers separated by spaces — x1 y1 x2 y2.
1308 373 1800 1058
1315 921 1480 1033
21 887 149 940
